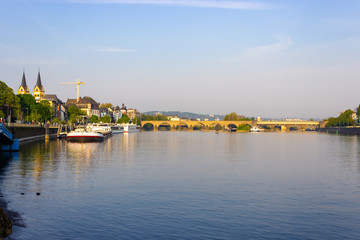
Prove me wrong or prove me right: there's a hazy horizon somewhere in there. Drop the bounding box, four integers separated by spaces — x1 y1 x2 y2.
1 0 360 119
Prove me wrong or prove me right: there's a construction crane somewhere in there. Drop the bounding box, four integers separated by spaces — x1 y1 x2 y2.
61 79 85 102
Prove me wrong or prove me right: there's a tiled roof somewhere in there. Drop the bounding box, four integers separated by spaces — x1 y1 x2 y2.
44 94 61 103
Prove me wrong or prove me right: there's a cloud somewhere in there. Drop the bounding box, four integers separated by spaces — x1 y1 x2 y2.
96 48 137 53
68 0 277 10
244 35 293 56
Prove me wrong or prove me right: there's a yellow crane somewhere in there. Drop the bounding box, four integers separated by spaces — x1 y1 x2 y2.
61 79 85 102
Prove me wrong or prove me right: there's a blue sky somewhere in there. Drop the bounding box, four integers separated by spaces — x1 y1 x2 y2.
1 0 360 119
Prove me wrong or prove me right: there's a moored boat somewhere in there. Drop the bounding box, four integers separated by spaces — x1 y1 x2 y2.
121 123 139 133
86 123 113 137
250 126 264 132
66 128 105 142
110 125 124 134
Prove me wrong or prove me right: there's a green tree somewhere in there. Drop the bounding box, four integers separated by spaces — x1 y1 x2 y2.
237 124 251 131
17 94 37 122
100 103 113 108
0 81 20 122
133 117 141 125
52 118 59 124
117 114 130 124
100 115 111 123
68 105 86 123
356 104 360 125
89 115 99 123
141 114 154 121
35 100 54 122
154 114 169 121
326 109 355 127
224 112 238 121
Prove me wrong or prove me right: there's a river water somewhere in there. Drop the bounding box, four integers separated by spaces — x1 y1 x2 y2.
1 131 360 239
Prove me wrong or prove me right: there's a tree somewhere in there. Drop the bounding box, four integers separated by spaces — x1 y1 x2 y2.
224 112 238 121
100 115 111 123
356 104 360 125
326 109 355 127
89 115 99 123
133 117 141 125
100 103 113 108
0 81 20 122
35 100 54 122
68 105 86 123
237 124 251 131
117 114 130 124
52 118 59 124
142 114 154 121
17 94 37 122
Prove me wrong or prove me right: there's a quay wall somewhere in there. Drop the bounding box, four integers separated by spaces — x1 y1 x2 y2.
4 124 58 140
319 127 360 135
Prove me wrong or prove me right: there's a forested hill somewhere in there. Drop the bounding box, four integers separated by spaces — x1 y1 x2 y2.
141 111 224 121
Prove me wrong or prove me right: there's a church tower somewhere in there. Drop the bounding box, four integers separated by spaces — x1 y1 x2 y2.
33 70 45 102
18 71 29 95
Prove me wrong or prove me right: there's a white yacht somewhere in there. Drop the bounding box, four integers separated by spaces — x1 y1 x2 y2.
250 126 264 132
121 123 139 133
110 125 124 134
67 128 106 142
86 123 113 137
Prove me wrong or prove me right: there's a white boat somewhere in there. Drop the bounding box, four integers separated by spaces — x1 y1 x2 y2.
66 128 106 142
250 126 264 132
110 125 124 134
121 123 139 133
87 123 113 137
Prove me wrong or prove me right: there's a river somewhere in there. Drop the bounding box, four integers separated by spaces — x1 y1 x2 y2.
1 131 360 239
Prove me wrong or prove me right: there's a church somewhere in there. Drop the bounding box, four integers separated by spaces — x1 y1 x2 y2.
17 70 67 121
17 70 45 102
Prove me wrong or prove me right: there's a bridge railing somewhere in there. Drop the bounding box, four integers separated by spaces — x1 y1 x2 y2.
0 123 13 141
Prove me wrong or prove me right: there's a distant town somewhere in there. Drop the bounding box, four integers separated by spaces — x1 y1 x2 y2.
0 71 359 130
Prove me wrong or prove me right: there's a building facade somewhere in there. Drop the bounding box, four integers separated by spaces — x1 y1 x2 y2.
66 96 100 118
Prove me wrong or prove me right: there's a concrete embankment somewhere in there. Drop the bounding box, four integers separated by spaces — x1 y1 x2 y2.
319 127 360 135
5 124 58 142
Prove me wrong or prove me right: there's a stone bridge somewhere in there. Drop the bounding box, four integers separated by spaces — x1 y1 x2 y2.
141 120 321 131
141 120 253 130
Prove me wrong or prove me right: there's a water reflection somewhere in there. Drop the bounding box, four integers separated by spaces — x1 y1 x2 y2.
0 152 18 176
2 132 360 240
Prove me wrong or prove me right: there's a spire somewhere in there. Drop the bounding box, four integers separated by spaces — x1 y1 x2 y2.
35 69 44 91
18 70 29 94
21 71 28 89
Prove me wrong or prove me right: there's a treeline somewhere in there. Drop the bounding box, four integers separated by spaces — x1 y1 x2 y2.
1 81 54 123
141 114 169 121
224 112 254 121
325 108 358 127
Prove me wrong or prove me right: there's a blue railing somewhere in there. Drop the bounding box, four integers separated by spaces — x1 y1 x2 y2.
0 123 13 141
0 123 19 151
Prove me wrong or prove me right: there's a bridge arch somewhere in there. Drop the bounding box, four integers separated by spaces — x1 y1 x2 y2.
142 122 154 131
193 122 205 130
157 122 172 131
176 122 189 130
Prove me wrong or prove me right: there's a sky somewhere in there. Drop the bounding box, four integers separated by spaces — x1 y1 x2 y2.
1 0 360 119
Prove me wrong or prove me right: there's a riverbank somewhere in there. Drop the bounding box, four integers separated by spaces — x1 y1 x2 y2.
4 124 58 140
319 126 360 135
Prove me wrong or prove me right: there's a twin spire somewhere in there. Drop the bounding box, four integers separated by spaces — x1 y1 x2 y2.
18 69 45 101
